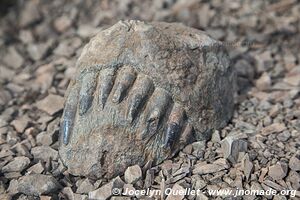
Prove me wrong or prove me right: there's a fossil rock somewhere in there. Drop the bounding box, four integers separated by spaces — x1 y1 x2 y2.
59 20 236 179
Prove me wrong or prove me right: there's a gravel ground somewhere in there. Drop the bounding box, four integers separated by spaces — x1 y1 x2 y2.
0 0 300 199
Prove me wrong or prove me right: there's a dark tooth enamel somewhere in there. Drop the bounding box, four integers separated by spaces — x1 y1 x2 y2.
112 68 136 103
61 87 78 145
127 76 153 122
164 122 180 148
79 95 93 115
128 94 143 122
62 120 71 145
141 88 171 139
163 103 184 148
98 69 115 109
79 72 97 115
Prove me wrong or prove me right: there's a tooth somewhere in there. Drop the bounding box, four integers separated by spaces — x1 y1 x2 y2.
127 76 153 122
61 85 78 145
164 103 184 148
79 72 97 115
112 67 136 103
98 68 115 109
143 88 171 138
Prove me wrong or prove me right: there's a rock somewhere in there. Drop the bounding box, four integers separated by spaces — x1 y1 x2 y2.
261 123 286 136
54 37 82 57
4 172 21 179
62 187 86 200
3 47 24 69
27 42 51 61
0 194 11 200
268 162 288 180
273 195 287 200
263 180 285 191
59 20 236 178
192 141 206 158
8 179 19 194
0 89 11 112
221 135 248 163
2 156 30 173
19 1 41 27
0 66 15 83
19 30 34 44
35 94 64 115
123 183 136 197
124 165 142 184
211 130 221 143
191 176 207 190
241 154 253 181
166 183 185 200
53 15 72 33
36 131 55 146
40 196 52 200
284 73 300 86
10 115 30 133
286 170 300 190
144 169 154 188
88 176 124 200
34 64 56 93
193 159 229 175
76 178 95 193
196 193 209 200
277 131 291 142
255 72 271 91
289 155 300 171
234 59 255 80
27 162 44 174
77 25 100 38
31 146 58 162
17 174 61 196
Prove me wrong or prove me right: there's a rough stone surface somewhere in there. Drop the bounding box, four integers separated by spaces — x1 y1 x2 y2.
36 94 64 115
221 134 248 163
17 174 62 196
88 176 124 200
166 183 185 200
59 20 236 179
31 146 58 161
192 158 229 175
268 162 288 180
2 156 30 173
124 165 142 184
289 155 300 171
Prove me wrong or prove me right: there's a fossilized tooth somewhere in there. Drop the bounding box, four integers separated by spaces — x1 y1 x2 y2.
59 20 236 179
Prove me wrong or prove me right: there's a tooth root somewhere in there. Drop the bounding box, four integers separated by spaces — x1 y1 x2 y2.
127 76 153 122
143 88 171 137
164 103 185 148
98 68 115 109
60 86 78 145
112 67 136 103
79 72 97 115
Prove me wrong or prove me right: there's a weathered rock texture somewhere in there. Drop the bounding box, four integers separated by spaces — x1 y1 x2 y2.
59 20 236 179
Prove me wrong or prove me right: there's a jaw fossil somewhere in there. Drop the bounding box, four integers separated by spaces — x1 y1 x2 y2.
59 20 236 179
